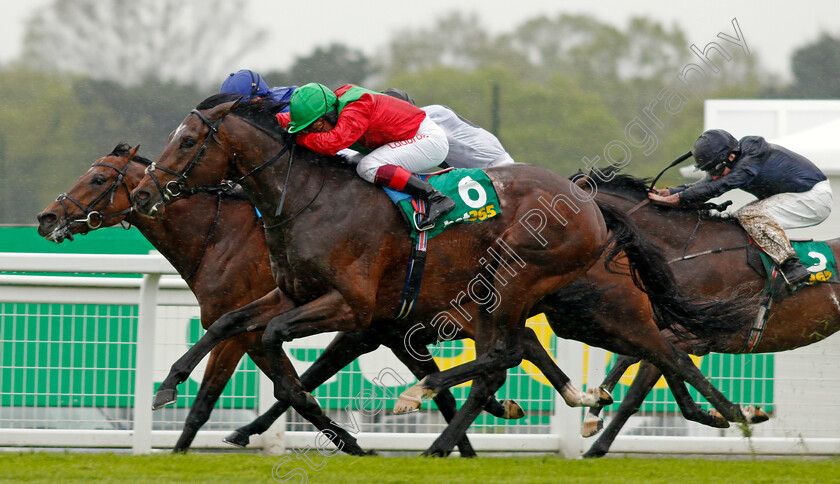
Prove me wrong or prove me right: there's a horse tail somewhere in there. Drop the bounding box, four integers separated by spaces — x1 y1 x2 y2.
594 199 754 339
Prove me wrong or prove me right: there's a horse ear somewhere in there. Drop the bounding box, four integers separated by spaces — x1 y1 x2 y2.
127 145 140 161
574 173 593 189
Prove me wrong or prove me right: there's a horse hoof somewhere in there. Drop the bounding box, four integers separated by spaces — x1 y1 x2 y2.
581 413 604 438
393 381 436 415
501 399 526 419
152 388 178 410
707 409 731 428
582 448 607 459
421 447 451 458
393 395 422 415
222 430 250 448
744 406 770 424
595 386 613 407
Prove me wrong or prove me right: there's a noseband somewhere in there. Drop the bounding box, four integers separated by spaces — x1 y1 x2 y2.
55 158 147 231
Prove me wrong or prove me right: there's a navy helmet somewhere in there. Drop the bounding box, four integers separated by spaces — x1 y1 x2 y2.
693 129 740 175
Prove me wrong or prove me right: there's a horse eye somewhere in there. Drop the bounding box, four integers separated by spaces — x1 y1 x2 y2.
92 174 107 186
181 138 197 149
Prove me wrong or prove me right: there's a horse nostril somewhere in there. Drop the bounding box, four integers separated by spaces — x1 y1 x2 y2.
134 190 149 202
37 212 56 226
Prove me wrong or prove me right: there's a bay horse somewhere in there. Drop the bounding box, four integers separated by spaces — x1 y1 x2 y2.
574 169 840 458
128 95 756 455
36 143 531 457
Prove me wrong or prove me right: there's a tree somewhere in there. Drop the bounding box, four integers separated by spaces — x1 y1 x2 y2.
383 12 521 77
264 43 377 90
19 0 266 89
788 33 840 98
388 66 621 175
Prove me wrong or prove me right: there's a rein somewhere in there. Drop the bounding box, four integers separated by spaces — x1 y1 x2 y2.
148 103 323 230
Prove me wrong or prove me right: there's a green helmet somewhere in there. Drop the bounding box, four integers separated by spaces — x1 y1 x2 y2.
287 83 337 133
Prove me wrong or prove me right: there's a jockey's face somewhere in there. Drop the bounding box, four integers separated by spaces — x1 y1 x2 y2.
711 167 732 180
709 153 737 180
303 117 334 133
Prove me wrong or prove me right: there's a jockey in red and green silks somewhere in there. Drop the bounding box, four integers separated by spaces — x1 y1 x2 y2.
276 83 454 230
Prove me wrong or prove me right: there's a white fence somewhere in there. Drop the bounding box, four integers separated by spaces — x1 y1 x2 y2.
1 252 839 456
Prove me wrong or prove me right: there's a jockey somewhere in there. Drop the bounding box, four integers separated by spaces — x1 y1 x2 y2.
275 82 455 230
219 69 297 109
649 129 833 290
380 88 516 169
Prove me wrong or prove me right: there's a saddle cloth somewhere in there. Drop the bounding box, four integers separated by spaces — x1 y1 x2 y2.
747 239 838 295
384 167 501 241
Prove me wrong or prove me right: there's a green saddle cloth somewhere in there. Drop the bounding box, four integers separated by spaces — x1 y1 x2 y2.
758 240 839 287
395 168 501 241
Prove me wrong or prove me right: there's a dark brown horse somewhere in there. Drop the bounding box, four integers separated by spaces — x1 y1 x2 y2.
36 143 532 456
128 95 755 455
574 170 840 458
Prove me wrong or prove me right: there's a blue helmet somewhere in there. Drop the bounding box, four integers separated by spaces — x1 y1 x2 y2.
219 69 270 99
693 129 740 174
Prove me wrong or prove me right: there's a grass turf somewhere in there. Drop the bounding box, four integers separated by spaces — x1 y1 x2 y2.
1 452 839 483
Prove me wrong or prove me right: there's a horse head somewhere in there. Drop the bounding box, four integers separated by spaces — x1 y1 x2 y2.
37 143 149 242
131 94 248 217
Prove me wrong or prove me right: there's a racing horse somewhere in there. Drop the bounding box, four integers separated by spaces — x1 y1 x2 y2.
129 95 754 456
45 145 760 453
35 144 373 455
575 169 840 458
36 143 530 456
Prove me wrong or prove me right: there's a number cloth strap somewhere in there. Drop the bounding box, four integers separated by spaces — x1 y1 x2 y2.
386 167 501 241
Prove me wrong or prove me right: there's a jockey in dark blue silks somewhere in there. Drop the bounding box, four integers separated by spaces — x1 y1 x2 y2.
648 129 833 290
219 69 297 111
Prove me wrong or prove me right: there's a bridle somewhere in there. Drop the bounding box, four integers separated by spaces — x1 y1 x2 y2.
143 104 321 228
144 107 292 204
144 109 236 201
54 157 149 232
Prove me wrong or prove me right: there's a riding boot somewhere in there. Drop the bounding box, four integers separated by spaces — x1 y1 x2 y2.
780 256 812 290
402 174 456 230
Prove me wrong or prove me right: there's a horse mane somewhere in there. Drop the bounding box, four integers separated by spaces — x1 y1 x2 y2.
196 93 244 110
225 97 356 169
587 166 651 202
229 97 289 131
591 166 736 222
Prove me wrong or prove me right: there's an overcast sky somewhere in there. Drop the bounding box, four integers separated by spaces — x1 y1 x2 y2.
2 0 839 80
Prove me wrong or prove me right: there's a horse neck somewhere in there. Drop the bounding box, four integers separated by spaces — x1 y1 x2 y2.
595 191 747 254
125 195 222 289
238 140 331 229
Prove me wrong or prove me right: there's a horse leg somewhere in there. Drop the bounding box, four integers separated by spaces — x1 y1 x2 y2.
582 354 641 438
154 288 291 410
582 359 661 458
173 339 244 453
388 342 480 458
673 350 769 425
263 290 369 342
422 314 522 457
519 327 613 408
393 346 521 415
252 348 372 456
224 329 385 448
